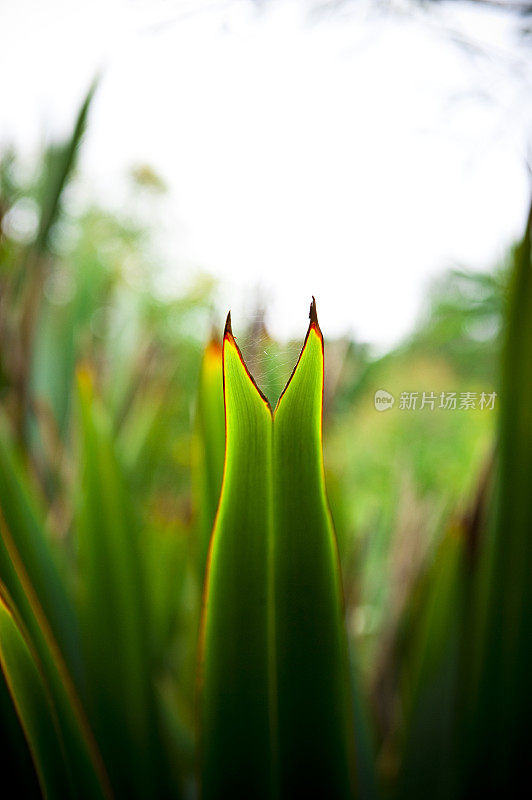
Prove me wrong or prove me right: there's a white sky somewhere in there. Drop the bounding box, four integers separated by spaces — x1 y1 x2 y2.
1 0 531 347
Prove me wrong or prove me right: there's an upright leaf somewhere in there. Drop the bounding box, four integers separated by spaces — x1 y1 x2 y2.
33 81 96 254
273 302 356 798
199 301 357 799
199 315 274 799
464 203 532 797
396 527 467 800
76 368 173 798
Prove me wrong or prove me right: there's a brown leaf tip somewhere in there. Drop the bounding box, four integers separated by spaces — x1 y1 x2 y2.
224 311 232 337
309 296 318 325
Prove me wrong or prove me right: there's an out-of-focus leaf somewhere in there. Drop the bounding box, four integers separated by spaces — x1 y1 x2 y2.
464 204 532 796
8 81 97 451
142 521 188 667
394 206 532 800
0 588 72 798
0 505 111 799
33 81 96 255
200 301 358 799
31 297 77 437
348 641 380 800
0 434 83 686
396 527 466 800
76 367 174 798
192 338 225 576
0 647 41 798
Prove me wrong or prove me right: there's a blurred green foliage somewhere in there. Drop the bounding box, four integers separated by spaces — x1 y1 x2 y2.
1 88 529 799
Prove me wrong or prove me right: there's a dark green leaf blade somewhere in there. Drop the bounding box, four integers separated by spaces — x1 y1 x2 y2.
0 664 41 798
0 588 73 799
465 203 532 796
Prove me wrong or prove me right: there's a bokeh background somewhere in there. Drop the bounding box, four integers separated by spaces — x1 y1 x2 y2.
1 1 532 797
2 0 532 344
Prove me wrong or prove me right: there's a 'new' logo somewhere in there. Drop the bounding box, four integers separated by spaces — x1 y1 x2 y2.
374 389 395 412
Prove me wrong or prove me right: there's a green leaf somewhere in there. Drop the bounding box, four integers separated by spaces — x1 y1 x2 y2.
0 434 83 687
0 435 110 799
0 588 73 799
34 80 96 254
0 665 41 798
192 338 225 577
395 527 467 800
199 300 356 798
199 316 274 799
75 367 173 798
272 306 356 798
0 522 111 799
395 206 532 799
464 203 532 795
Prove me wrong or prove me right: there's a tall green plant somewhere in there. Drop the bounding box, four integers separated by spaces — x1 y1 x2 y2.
199 300 357 799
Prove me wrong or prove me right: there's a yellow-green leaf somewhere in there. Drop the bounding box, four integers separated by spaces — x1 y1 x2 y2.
199 301 356 798
192 338 225 577
199 315 274 799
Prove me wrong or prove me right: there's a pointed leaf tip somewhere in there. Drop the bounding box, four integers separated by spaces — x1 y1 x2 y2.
309 296 318 325
224 311 232 337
